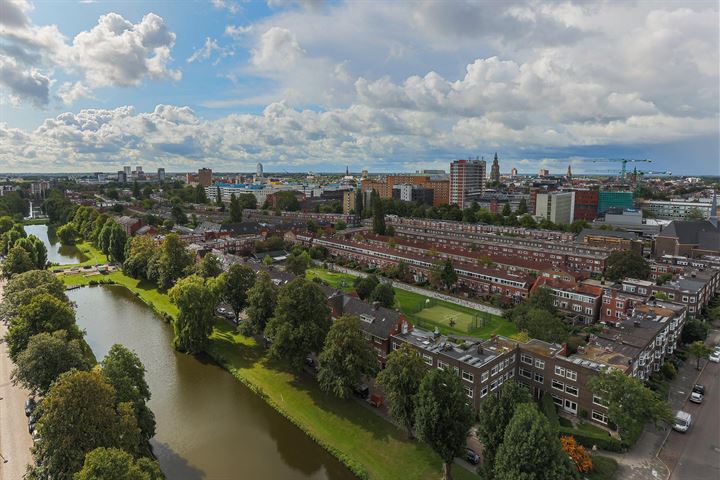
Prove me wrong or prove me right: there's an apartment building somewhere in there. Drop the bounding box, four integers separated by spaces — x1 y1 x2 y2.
361 175 449 207
532 269 603 324
342 190 357 214
576 229 643 254
535 191 575 225
573 189 599 221
450 159 486 209
642 199 716 220
385 216 576 241
244 209 360 227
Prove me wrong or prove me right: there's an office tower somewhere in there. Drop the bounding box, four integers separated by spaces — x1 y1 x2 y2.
535 191 576 225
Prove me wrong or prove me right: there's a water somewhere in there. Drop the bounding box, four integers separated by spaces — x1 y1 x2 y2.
23 224 86 265
69 285 355 480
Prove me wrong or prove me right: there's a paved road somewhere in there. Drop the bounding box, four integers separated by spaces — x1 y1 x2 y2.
0 281 34 479
661 330 720 480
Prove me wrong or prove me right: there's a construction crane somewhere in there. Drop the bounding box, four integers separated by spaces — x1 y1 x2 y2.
591 158 652 185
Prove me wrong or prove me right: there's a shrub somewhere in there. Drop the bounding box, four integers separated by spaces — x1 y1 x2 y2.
561 435 593 473
587 455 619 480
661 361 677 380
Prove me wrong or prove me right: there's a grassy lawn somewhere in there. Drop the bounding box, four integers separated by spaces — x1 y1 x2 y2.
58 241 106 267
60 262 480 480
586 455 618 480
307 268 516 340
209 322 479 480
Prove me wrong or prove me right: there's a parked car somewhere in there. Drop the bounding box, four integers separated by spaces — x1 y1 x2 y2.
24 397 36 417
28 415 37 434
352 384 370 400
709 351 720 363
692 384 705 395
466 448 480 465
673 411 692 433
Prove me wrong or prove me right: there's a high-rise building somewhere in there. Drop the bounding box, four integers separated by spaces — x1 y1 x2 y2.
535 191 576 225
598 191 634 214
573 189 599 221
539 168 550 177
511 167 518 178
117 171 126 183
124 166 131 176
197 168 213 187
343 190 357 214
257 162 264 178
490 153 500 183
450 159 486 209
157 168 166 182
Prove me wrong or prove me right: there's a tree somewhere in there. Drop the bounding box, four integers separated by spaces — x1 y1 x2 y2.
477 380 533 470
74 447 163 480
101 345 155 446
265 278 331 370
689 340 713 370
355 189 364 217
57 223 79 245
522 308 568 343
108 223 128 263
12 330 91 395
430 259 457 290
197 253 223 278
560 435 593 473
244 270 278 335
274 191 301 211
376 343 425 439
414 368 473 480
29 235 48 269
2 245 34 278
369 282 395 308
493 404 576 480
517 198 528 215
285 250 311 276
229 193 243 222
686 207 705 220
681 319 709 344
218 263 256 321
605 250 650 281
354 274 380 300
518 214 537 229
6 293 82 360
372 190 386 235
194 184 208 204
169 275 218 354
122 235 157 280
317 315 378 399
133 181 141 198
588 369 672 443
501 203 512 216
0 269 67 321
171 205 187 225
156 233 193 290
34 370 141 480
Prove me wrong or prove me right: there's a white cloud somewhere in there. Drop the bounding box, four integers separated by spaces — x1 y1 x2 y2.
251 27 305 71
187 37 233 64
57 81 93 105
211 0 240 15
0 55 51 106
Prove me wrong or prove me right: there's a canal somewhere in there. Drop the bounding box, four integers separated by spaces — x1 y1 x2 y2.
69 285 355 480
23 224 86 264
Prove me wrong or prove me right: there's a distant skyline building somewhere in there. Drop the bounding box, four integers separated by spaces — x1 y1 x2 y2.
117 170 127 183
257 162 264 178
157 168 166 182
567 164 573 179
511 167 518 178
450 158 486 209
197 168 213 187
535 191 576 225
539 168 550 177
490 153 500 183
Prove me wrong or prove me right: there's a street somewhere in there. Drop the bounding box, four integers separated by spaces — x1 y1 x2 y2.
660 329 720 480
0 280 34 480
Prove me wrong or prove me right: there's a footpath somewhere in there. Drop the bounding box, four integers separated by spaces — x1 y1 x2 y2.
320 263 504 316
0 280 34 480
600 328 720 480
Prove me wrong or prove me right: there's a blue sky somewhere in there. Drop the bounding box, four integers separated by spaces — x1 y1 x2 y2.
0 0 718 175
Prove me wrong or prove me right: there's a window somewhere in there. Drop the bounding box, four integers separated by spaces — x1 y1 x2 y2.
481 371 489 383
491 365 498 376
565 385 579 397
555 366 565 377
521 354 533 365
520 368 532 379
462 370 474 382
564 399 578 414
606 309 612 316
535 359 545 369
508 369 514 378
480 386 488 398
552 379 564 391
534 373 544 384
592 395 607 407
437 360 448 371
565 370 577 382
682 296 688 302
592 411 608 424
585 307 593 315
464 386 473 399
422 354 433 366
552 395 563 407
392 341 401 351
490 381 498 391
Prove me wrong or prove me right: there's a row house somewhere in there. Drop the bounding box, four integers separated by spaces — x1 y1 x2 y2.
313 237 532 302
531 269 603 324
244 209 361 227
385 227 608 274
622 273 718 318
389 299 686 427
385 216 576 241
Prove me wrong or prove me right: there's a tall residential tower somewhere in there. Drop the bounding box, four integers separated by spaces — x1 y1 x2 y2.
450 158 486 209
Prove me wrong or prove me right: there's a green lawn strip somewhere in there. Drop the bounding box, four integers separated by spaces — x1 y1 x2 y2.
586 455 618 480
208 321 478 480
55 241 105 267
61 266 479 480
306 268 356 292
22 218 49 225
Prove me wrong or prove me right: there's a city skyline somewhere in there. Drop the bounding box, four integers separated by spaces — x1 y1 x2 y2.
0 0 718 175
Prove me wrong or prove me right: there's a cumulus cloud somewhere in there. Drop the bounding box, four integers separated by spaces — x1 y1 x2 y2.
251 27 305 70
57 81 93 105
0 55 51 106
187 37 233 64
211 0 240 15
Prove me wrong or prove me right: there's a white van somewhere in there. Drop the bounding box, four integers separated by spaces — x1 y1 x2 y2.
673 411 692 433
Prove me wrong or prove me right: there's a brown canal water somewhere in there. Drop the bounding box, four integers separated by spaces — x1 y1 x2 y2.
23 224 86 264
69 285 356 480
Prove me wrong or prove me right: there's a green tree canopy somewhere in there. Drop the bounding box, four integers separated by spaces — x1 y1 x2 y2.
217 263 256 321
285 250 311 276
605 250 650 281
414 368 473 480
376 343 426 439
169 275 218 354
0 269 67 321
369 282 395 308
354 274 380 300
74 447 163 480
2 245 35 278
681 319 709 344
371 190 386 235
57 223 80 245
430 259 457 290
12 330 92 395
197 253 223 278
229 193 243 222
689 340 713 370
588 369 672 443
265 277 331 370
317 315 379 399
243 270 278 335
493 404 576 480
156 233 194 290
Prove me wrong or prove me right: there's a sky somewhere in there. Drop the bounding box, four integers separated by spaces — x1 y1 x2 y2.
0 0 718 175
